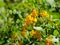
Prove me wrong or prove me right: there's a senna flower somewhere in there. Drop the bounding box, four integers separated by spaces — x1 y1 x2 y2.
46 39 53 45
23 24 28 31
30 30 36 36
40 11 49 18
31 9 38 18
46 35 53 45
33 17 37 23
11 43 14 45
11 34 18 40
47 35 53 39
18 42 24 45
21 31 26 37
33 30 42 41
30 30 42 41
24 9 38 25
25 15 37 24
25 15 33 24
46 35 59 45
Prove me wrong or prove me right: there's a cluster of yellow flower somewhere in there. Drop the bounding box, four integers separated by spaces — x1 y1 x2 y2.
25 9 38 24
11 10 50 45
21 9 38 37
18 42 24 45
40 11 49 18
46 35 53 45
30 30 42 41
21 10 50 42
11 34 18 41
20 10 43 42
11 34 23 45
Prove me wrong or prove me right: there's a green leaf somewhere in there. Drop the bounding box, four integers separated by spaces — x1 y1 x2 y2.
46 0 56 7
35 42 45 45
53 30 59 36
54 42 60 45
33 27 43 31
0 40 4 45
0 2 5 7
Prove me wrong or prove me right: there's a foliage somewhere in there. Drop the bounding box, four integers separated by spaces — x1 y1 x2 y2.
0 0 60 45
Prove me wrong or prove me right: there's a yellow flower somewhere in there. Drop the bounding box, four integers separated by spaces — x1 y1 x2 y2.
30 30 36 36
21 31 26 37
31 9 38 18
47 35 53 39
33 30 42 41
40 11 49 18
11 43 14 45
25 15 33 24
33 23 36 26
18 42 24 45
23 24 28 31
33 18 37 23
24 9 38 25
46 35 53 45
11 34 18 40
46 40 53 45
